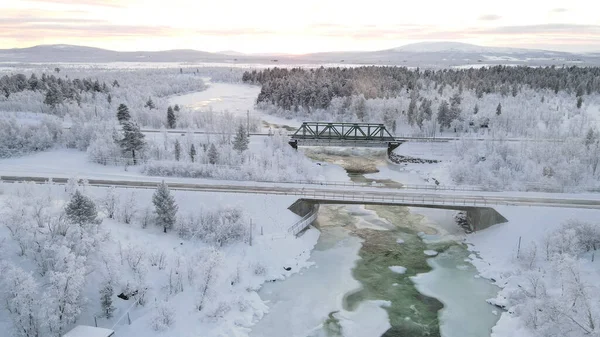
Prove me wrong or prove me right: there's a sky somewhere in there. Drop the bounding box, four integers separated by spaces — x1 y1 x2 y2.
1 0 599 54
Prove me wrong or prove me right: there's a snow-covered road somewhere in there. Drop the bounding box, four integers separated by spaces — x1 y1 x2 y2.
3 175 600 210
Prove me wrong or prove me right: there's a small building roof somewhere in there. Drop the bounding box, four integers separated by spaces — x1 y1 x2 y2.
62 325 115 337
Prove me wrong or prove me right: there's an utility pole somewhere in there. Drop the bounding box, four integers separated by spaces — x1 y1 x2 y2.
249 218 253 246
247 110 250 137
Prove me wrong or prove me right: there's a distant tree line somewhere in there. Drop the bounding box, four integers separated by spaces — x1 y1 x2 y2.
0 73 110 108
242 65 600 112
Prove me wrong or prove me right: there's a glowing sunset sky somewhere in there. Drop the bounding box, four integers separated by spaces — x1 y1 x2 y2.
1 0 599 53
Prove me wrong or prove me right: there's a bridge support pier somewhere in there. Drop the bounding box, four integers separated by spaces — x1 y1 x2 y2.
288 140 298 150
387 141 401 156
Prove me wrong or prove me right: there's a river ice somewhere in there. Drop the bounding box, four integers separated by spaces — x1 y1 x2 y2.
249 226 366 337
412 246 500 337
389 266 407 274
168 81 303 129
424 250 439 256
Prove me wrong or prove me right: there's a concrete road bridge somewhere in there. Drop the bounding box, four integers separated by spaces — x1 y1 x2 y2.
3 175 600 236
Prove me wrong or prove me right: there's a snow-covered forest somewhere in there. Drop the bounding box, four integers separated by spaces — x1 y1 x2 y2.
243 66 599 114
0 68 206 123
245 66 600 191
0 179 313 337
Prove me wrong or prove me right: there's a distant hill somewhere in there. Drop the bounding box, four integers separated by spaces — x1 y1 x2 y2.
390 41 530 53
0 44 253 63
217 50 246 56
283 41 598 67
0 42 598 67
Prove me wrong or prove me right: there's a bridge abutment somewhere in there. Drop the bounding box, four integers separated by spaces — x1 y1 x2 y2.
465 207 508 232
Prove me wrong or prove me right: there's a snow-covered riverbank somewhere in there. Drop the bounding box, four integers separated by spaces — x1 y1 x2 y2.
466 206 600 337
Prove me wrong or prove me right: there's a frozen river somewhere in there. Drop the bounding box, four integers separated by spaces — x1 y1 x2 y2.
250 205 500 337
169 81 260 116
171 82 501 337
168 80 303 129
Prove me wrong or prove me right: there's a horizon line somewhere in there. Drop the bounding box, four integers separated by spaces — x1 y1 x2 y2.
2 41 596 55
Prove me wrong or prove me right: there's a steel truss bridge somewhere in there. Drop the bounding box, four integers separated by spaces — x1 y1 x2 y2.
289 122 401 153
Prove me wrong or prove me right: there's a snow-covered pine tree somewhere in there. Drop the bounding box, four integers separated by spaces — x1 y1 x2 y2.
152 181 178 233
65 190 99 226
173 104 180 112
167 106 176 129
174 139 181 161
117 104 131 124
437 100 451 129
99 281 115 319
496 103 502 116
232 124 249 153
417 99 432 129
119 121 145 165
407 96 418 126
585 128 597 148
44 84 63 110
189 144 197 163
144 97 155 110
208 143 218 165
448 93 462 128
